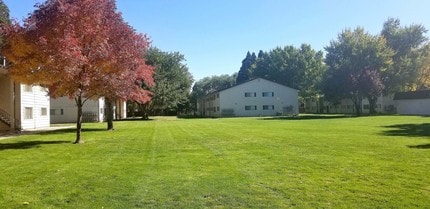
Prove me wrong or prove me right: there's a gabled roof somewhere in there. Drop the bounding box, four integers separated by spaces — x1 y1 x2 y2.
207 77 297 96
393 90 430 100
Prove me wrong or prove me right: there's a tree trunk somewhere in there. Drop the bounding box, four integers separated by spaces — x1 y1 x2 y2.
351 94 362 116
139 102 151 120
105 98 114 130
354 102 361 116
74 96 84 144
368 96 378 114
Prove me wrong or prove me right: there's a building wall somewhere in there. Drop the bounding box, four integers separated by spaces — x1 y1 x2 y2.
396 99 430 115
0 75 12 131
216 78 298 117
19 84 50 130
200 93 221 117
0 75 11 112
305 95 396 114
50 97 104 123
115 100 127 119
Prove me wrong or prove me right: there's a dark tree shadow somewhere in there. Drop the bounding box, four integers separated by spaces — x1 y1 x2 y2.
0 140 69 151
407 144 430 149
381 123 430 137
260 114 354 121
35 128 107 135
381 123 430 149
119 118 154 121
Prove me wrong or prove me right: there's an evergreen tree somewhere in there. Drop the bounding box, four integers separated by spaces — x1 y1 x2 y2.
236 51 256 84
0 0 10 46
250 44 326 99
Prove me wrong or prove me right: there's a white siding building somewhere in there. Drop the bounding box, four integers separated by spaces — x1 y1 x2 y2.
393 90 430 115
304 95 396 114
50 97 127 123
0 71 50 131
197 78 299 117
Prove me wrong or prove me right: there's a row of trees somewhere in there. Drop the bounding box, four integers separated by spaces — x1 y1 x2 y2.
324 19 429 115
236 44 326 99
193 18 430 116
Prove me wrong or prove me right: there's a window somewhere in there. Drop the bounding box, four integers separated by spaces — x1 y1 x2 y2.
363 104 370 110
24 85 32 92
24 107 33 119
263 105 275 110
245 92 256 97
262 92 274 97
41 108 47 116
245 105 257 110
216 106 220 111
50 109 64 115
216 94 219 98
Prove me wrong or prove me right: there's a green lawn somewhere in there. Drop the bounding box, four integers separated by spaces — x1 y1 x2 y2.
0 115 429 208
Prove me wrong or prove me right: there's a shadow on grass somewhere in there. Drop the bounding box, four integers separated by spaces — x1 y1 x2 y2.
407 144 430 149
120 118 154 121
381 123 430 137
381 123 430 149
260 114 354 121
0 140 69 151
36 128 106 135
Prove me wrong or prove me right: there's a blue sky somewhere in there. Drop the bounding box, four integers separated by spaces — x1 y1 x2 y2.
4 0 430 81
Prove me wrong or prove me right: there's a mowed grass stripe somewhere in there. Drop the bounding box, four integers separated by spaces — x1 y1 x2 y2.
0 115 429 208
176 119 294 208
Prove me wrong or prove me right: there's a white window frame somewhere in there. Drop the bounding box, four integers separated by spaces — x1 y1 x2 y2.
24 85 33 92
262 92 274 97
244 92 257 97
24 107 33 119
263 105 275 110
41 107 47 116
245 105 257 110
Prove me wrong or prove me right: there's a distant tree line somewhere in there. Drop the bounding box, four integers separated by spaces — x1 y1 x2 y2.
191 18 430 116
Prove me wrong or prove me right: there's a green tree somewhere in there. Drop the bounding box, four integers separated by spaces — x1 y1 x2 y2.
249 44 326 100
236 51 256 84
0 0 10 46
324 28 393 115
138 47 193 118
416 44 430 89
381 18 428 92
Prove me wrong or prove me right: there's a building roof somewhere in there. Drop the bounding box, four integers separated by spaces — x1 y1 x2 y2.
207 77 298 96
393 90 430 100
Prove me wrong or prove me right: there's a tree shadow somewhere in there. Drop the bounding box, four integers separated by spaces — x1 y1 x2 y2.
120 118 154 121
407 144 430 149
381 123 430 137
260 114 354 121
35 128 107 135
381 123 430 149
0 140 69 151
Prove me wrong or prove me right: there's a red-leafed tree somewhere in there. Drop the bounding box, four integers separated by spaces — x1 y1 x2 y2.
2 0 154 144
